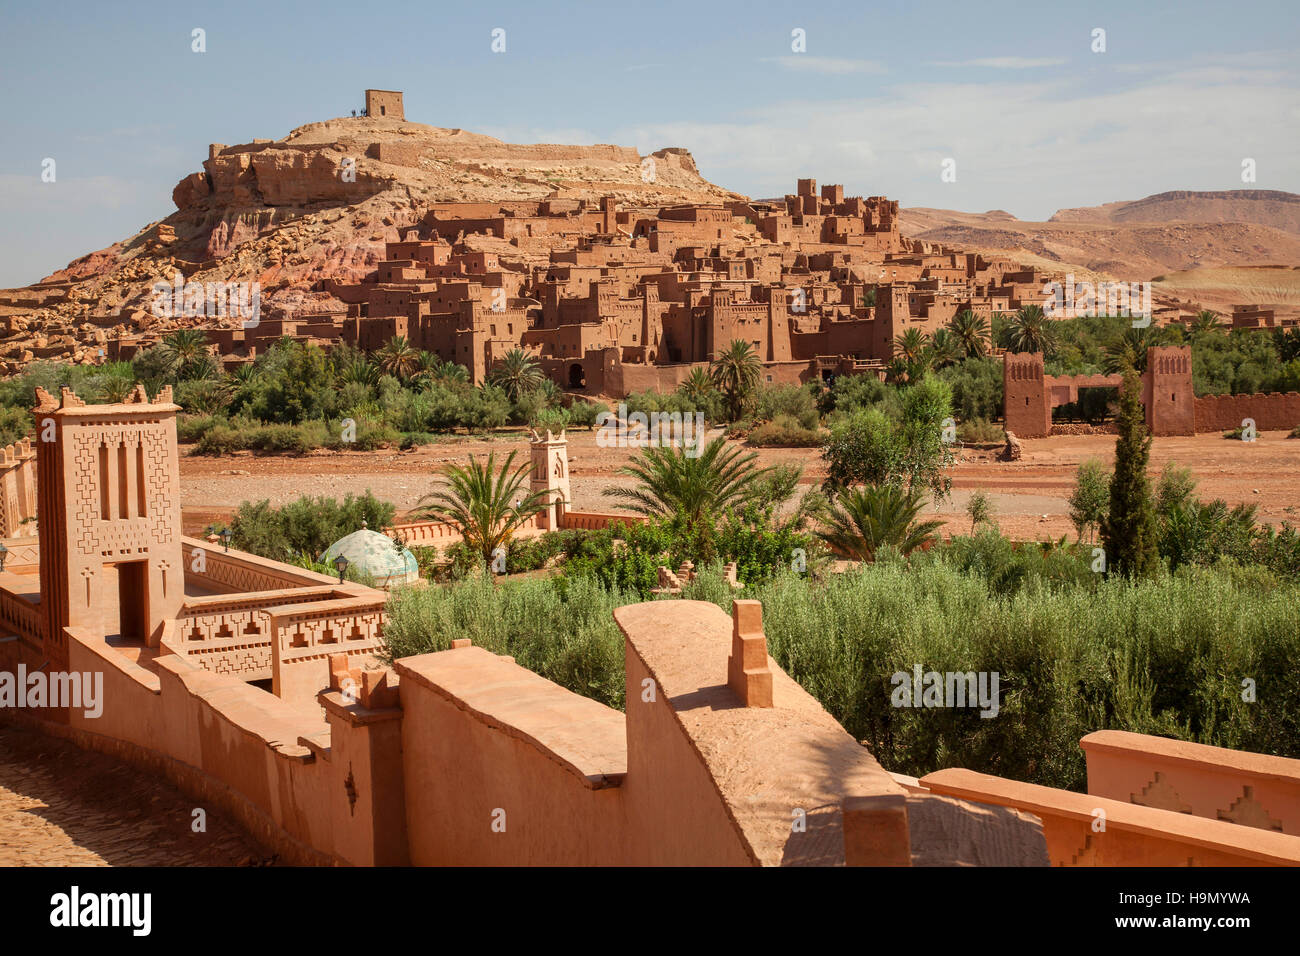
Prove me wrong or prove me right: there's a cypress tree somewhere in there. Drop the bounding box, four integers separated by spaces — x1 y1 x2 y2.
1100 368 1159 577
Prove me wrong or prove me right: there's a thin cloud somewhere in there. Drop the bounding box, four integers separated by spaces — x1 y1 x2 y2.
617 65 1300 220
931 57 1067 68
764 56 887 75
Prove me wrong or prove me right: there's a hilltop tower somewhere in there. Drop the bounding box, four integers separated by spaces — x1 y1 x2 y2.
364 89 404 120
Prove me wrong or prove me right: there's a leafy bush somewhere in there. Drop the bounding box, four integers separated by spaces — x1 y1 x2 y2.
0 405 32 446
246 421 330 454
382 572 631 709
195 425 249 456
566 399 609 429
1068 459 1110 543
956 418 1005 444
562 521 677 595
822 373 902 419
505 530 576 574
748 415 821 447
754 383 819 430
176 414 226 444
937 357 1003 421
228 492 396 561
823 377 955 501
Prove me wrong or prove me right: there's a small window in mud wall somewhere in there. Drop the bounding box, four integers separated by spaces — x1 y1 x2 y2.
380 106 386 116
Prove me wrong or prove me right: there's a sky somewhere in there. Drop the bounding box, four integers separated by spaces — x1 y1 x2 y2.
1 0 1297 287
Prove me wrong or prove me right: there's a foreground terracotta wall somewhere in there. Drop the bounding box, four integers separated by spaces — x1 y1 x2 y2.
922 768 1300 865
54 625 380 865
619 645 756 865
1082 730 1300 835
396 646 630 865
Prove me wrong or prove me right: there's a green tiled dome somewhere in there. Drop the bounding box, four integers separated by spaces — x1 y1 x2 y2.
322 528 419 588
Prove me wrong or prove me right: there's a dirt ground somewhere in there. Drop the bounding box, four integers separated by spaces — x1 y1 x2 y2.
0 722 274 866
178 428 1300 543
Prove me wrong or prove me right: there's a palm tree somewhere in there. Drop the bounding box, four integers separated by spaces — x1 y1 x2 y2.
413 450 549 564
162 328 211 379
885 357 911 385
1189 310 1222 337
818 484 944 561
376 336 419 380
411 350 441 383
947 310 990 359
709 339 762 421
603 436 766 540
434 360 470 386
893 327 929 365
96 373 136 404
926 328 963 370
488 348 545 401
1010 304 1053 355
338 355 380 388
1103 325 1168 374
677 367 715 406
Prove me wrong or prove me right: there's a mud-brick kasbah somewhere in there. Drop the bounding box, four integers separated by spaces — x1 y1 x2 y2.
0 381 1294 867
1 90 1299 868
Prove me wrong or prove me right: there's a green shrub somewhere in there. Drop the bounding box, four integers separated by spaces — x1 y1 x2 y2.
0 405 32 446
755 383 820 430
195 425 249 456
228 492 396 561
381 572 632 708
246 421 329 454
748 415 821 447
566 399 609 429
176 414 226 444
937 357 1003 421
956 418 1005 444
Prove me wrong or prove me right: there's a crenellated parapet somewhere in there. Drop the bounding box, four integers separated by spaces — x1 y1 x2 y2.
0 436 37 537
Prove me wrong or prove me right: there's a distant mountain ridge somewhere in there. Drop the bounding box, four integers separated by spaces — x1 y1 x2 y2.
1049 189 1300 233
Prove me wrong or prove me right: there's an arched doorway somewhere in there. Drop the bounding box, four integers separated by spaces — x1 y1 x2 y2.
568 363 585 388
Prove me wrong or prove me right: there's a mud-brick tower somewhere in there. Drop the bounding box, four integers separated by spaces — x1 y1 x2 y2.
32 384 183 667
1003 352 1050 438
1144 345 1195 436
529 429 570 530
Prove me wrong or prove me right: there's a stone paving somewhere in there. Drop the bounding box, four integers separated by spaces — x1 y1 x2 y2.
0 722 275 866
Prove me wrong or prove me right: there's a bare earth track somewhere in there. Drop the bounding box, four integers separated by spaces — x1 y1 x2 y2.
178 429 1300 544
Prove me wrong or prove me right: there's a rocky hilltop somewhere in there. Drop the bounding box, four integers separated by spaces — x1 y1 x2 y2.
0 117 738 371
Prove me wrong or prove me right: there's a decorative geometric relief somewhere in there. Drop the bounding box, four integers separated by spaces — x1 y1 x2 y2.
1069 833 1098 866
1217 786 1284 832
1131 772 1193 814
